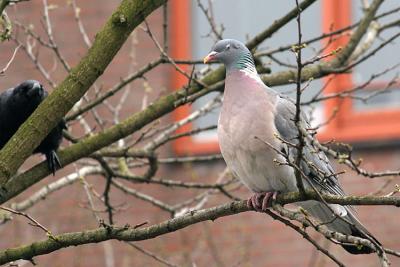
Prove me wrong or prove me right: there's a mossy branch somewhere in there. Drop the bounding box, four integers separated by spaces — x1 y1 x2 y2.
0 0 10 15
0 0 167 184
0 0 383 204
0 192 399 264
0 0 320 203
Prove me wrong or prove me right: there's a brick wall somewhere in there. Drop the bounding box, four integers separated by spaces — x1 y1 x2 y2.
0 1 399 266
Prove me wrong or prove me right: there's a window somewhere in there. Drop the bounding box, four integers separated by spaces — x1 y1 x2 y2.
169 0 400 154
169 1 220 154
319 0 400 142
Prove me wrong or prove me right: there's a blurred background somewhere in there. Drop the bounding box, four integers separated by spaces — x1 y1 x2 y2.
0 0 399 266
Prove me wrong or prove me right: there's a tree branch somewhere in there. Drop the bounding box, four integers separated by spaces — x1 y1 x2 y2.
0 0 383 206
0 0 29 15
0 0 167 184
1 191 399 264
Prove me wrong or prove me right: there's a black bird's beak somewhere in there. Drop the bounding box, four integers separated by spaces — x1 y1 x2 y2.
27 82 43 98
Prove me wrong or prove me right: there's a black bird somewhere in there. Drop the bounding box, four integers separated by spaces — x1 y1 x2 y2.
0 80 66 175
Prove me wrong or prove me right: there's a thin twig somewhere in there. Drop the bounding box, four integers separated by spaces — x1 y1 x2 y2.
0 206 52 236
126 242 179 267
293 0 306 195
0 44 21 75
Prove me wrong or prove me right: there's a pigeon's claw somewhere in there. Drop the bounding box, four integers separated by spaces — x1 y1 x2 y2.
247 192 279 212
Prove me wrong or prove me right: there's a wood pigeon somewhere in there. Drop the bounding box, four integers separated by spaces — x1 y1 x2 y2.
204 39 379 254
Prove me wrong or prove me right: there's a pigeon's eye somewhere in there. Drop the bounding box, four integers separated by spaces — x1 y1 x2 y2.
225 44 231 50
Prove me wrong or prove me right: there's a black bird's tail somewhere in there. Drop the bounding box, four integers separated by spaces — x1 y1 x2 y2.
45 150 62 175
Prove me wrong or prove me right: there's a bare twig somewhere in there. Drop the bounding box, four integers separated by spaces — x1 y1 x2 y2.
126 242 179 267
293 0 306 195
0 44 20 75
0 206 52 236
196 0 223 40
265 208 345 267
111 179 174 214
10 166 103 212
70 0 92 48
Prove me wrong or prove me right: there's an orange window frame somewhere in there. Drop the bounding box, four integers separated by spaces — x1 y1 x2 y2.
169 0 400 155
169 0 219 155
319 0 400 142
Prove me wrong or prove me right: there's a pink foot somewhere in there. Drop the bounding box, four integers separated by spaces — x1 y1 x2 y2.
247 192 278 212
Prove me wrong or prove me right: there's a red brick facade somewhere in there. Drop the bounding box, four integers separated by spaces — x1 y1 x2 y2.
0 1 399 266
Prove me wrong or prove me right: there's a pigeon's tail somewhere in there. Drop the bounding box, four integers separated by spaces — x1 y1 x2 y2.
299 200 380 254
45 150 62 175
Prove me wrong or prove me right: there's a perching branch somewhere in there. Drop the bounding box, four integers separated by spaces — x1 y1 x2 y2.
0 0 398 264
1 192 399 265
0 0 387 206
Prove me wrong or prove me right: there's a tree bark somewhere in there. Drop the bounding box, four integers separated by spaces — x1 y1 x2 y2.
1 191 399 265
0 0 167 184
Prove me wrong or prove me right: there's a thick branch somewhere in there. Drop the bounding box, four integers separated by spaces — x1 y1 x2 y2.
261 0 384 86
0 0 22 15
0 0 167 184
1 192 399 264
275 191 400 206
332 0 383 66
0 0 381 204
0 201 247 264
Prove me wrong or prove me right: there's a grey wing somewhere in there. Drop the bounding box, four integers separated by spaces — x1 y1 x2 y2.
273 95 345 197
273 96 380 243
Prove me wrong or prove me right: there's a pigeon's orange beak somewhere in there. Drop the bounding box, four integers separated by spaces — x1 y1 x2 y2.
203 51 218 64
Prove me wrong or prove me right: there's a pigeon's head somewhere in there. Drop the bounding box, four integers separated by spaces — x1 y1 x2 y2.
203 39 255 72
